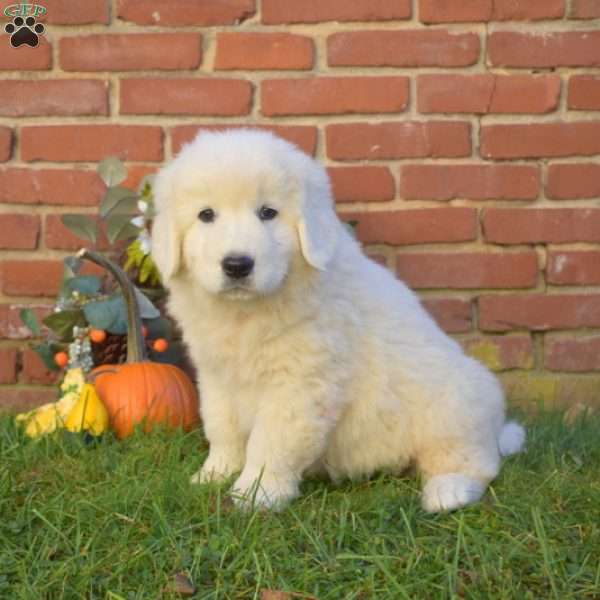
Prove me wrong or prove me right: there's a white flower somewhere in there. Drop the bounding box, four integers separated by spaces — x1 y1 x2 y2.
130 216 145 228
138 230 152 255
138 200 148 214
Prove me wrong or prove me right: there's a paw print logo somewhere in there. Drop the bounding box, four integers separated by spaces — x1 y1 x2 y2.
5 16 45 48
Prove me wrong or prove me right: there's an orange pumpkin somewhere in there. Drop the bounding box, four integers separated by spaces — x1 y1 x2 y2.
79 249 200 439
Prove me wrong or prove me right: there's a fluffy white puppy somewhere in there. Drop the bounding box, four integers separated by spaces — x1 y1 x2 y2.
151 129 524 512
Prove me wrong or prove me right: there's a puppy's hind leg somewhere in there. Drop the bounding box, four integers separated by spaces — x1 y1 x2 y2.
417 437 501 513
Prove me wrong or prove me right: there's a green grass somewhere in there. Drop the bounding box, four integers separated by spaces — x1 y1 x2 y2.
1 412 599 599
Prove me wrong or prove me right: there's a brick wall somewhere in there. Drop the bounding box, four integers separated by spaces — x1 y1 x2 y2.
1 0 600 410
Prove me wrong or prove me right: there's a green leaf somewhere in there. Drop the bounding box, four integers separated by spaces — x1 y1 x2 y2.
61 214 97 244
20 308 40 336
83 296 127 335
134 287 160 319
33 342 61 372
42 310 86 342
106 214 140 244
99 186 137 218
144 316 173 340
137 174 156 196
63 256 83 278
66 275 102 296
98 156 127 188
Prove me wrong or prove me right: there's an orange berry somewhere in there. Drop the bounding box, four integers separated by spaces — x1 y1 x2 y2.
89 329 107 343
152 338 169 353
141 325 149 338
54 351 69 368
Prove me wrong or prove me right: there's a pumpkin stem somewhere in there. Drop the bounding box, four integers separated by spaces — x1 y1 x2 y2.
77 249 146 363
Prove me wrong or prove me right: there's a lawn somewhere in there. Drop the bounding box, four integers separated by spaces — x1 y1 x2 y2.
1 411 599 599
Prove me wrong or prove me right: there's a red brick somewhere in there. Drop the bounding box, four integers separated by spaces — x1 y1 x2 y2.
571 0 600 18
0 348 17 384
547 251 600 285
419 0 564 22
462 335 534 371
121 79 252 116
395 252 538 289
262 77 408 116
418 74 560 114
401 164 539 201
215 33 314 70
343 208 477 245
171 125 318 157
0 80 108 117
488 31 600 67
547 163 600 199
0 36 51 70
21 126 163 162
263 0 410 23
545 336 600 371
122 166 158 191
422 298 473 333
0 128 11 162
327 122 471 160
483 208 600 244
44 214 111 251
37 0 109 24
60 34 202 71
0 261 63 297
21 348 59 384
481 123 600 159
0 388 58 411
0 304 53 339
328 30 480 67
568 76 600 110
117 0 255 25
0 215 40 250
479 294 600 331
0 168 105 206
328 167 395 203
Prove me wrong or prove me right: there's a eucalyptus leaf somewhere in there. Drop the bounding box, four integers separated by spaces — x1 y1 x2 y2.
61 214 97 244
43 310 87 342
33 342 61 372
144 316 173 340
66 275 102 296
83 296 128 335
63 256 83 278
106 214 140 244
137 174 156 196
134 287 160 319
99 186 137 218
98 156 127 188
20 308 40 336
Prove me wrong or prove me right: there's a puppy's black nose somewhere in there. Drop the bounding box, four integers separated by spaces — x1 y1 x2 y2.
222 254 254 279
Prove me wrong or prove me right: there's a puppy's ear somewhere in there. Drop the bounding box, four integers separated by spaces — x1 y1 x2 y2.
150 170 181 282
297 161 339 271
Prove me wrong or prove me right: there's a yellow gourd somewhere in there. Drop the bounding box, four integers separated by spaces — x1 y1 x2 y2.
65 383 109 436
16 368 85 438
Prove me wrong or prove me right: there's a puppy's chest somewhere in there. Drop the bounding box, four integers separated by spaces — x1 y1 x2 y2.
202 321 291 386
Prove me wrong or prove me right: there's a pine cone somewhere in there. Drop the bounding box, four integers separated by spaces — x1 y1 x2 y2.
92 333 128 366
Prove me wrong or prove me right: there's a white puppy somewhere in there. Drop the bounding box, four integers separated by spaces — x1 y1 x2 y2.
151 129 524 512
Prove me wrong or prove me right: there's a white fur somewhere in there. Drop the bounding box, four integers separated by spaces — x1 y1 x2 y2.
499 421 526 456
151 129 525 512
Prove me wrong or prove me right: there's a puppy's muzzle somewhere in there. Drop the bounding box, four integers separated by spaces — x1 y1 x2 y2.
222 254 255 279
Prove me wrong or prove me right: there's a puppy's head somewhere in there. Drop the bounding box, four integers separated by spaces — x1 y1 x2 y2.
151 129 339 300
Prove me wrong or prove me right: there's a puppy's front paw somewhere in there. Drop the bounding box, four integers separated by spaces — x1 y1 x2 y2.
191 449 244 485
422 473 485 513
231 470 299 510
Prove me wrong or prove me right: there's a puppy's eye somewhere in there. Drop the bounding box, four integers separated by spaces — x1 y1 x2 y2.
198 208 216 223
258 206 278 221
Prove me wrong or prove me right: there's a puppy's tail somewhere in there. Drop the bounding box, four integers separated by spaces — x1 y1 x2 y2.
499 420 526 457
